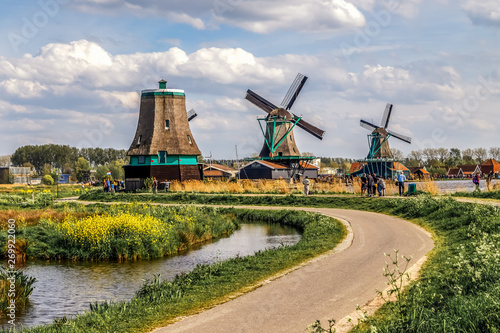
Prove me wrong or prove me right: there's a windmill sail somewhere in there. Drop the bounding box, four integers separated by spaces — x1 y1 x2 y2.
245 90 278 114
387 129 412 144
360 119 379 131
295 117 325 140
281 73 308 111
380 103 393 129
187 108 197 122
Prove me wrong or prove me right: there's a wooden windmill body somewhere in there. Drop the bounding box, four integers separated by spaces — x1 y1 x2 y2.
258 108 301 158
124 80 202 191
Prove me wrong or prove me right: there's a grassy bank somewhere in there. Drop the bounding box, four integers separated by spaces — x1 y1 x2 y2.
81 191 500 332
6 208 345 332
453 189 500 200
347 196 500 332
0 204 237 261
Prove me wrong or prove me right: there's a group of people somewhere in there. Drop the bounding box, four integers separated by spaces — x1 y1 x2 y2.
359 172 407 197
103 179 124 193
360 173 387 197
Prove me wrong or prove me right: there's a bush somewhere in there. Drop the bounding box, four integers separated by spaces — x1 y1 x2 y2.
42 175 54 185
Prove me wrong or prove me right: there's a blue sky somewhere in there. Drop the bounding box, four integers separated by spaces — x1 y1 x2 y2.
0 0 499 160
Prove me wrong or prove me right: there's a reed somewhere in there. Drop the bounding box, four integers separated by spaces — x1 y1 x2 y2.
0 266 36 316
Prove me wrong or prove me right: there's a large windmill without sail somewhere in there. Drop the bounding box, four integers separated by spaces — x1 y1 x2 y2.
241 73 325 180
123 80 203 191
350 103 412 179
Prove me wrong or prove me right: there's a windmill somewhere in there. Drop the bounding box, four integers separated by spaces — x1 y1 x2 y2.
124 80 203 191
242 73 324 180
245 73 325 158
360 103 412 159
350 103 412 179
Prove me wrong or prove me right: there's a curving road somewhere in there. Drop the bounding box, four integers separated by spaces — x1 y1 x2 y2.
151 207 434 333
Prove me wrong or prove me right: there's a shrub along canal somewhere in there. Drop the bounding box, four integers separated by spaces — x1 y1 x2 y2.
1 222 301 328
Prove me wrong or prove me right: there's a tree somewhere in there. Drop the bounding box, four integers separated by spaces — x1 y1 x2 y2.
109 159 125 180
0 155 11 167
489 147 500 161
95 165 110 180
462 148 474 164
407 150 423 166
436 148 449 163
74 157 91 182
42 175 54 185
42 164 53 176
472 148 487 163
391 149 404 160
446 148 462 166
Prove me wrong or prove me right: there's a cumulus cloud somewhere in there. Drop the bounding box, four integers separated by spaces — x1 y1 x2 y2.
72 0 366 33
213 0 366 33
347 64 464 102
0 79 48 98
462 0 500 26
0 40 285 98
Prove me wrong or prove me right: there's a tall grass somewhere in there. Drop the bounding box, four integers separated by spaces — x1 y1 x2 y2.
0 266 36 316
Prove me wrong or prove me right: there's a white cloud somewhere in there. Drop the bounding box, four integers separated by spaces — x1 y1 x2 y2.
462 0 500 26
214 0 366 33
0 79 48 98
72 0 366 33
347 64 464 102
0 40 285 98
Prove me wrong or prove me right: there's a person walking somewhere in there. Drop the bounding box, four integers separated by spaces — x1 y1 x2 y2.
397 171 406 196
153 177 158 195
367 173 374 197
472 173 480 192
302 176 311 196
378 177 386 196
360 173 367 197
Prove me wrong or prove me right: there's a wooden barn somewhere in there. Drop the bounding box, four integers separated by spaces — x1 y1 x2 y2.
239 160 318 181
124 80 202 191
203 164 235 180
408 166 430 179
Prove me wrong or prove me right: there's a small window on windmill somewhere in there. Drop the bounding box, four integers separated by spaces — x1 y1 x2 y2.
187 135 192 145
278 152 283 157
137 135 142 145
138 156 145 164
165 120 170 130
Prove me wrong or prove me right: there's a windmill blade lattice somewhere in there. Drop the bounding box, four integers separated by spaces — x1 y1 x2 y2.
380 103 393 128
245 89 278 114
187 108 197 122
387 129 412 144
281 73 308 111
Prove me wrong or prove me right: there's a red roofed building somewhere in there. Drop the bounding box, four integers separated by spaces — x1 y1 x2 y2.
457 164 480 177
408 166 430 179
480 159 500 175
203 163 235 179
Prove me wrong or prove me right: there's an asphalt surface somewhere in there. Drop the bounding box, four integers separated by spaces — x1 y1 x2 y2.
151 207 434 333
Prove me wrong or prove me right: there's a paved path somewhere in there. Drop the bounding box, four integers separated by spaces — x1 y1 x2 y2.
148 206 434 333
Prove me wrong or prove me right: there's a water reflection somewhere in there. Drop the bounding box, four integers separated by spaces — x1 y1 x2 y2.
2 223 300 329
415 179 500 193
